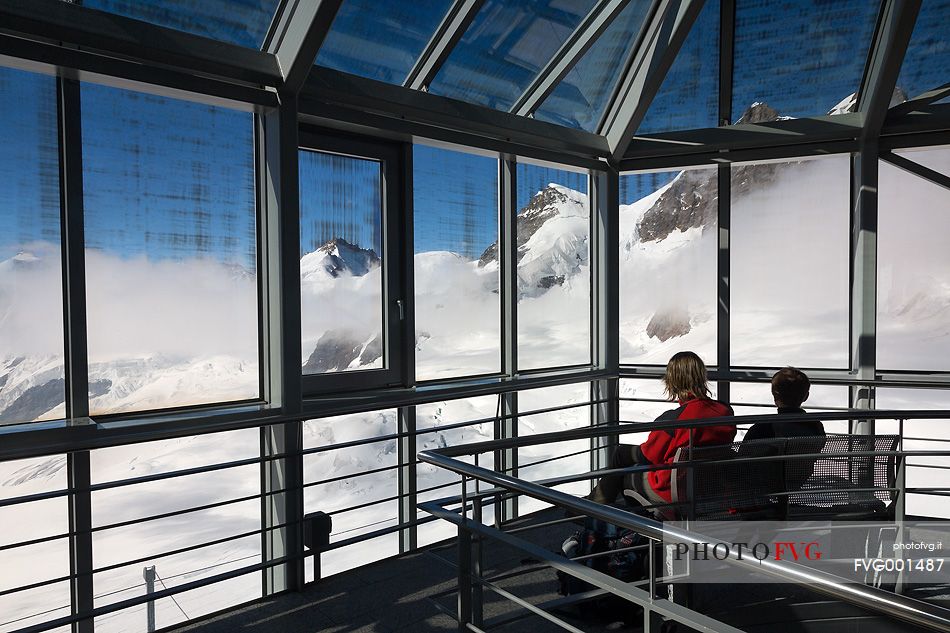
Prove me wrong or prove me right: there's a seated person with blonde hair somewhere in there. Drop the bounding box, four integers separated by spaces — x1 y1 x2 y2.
588 351 736 506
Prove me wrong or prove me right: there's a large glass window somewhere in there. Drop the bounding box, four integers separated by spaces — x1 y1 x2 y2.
731 0 879 121
516 163 591 371
878 147 950 371
0 68 64 426
299 150 385 376
316 0 453 84
414 145 500 381
81 84 259 415
303 410 399 578
619 167 718 365
429 0 597 111
83 0 282 49
731 154 850 368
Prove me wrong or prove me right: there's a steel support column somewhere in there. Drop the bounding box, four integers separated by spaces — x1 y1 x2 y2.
259 93 304 593
716 165 731 404
496 157 519 524
590 168 620 471
58 75 94 633
715 0 734 401
850 145 879 424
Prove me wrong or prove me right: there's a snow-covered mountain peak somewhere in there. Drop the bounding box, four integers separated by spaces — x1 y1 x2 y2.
300 237 380 279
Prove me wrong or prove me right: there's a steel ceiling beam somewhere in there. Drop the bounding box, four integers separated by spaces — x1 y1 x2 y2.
263 0 344 93
881 151 950 192
856 0 921 139
599 0 707 162
0 0 282 87
303 67 610 163
888 82 950 118
0 34 278 110
510 0 635 117
403 0 485 91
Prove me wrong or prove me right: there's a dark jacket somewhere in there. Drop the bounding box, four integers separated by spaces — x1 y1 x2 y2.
743 407 825 442
635 399 736 502
743 407 826 491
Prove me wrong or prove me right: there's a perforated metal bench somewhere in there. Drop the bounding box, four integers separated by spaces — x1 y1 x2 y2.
623 434 900 522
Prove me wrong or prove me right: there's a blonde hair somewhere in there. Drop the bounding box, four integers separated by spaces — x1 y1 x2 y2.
663 351 711 401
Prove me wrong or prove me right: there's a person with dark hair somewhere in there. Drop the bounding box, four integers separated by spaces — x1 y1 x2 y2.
587 351 735 506
743 367 824 442
741 367 826 494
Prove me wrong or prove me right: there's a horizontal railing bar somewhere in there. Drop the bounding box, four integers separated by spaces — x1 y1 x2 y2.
0 531 69 553
326 493 403 516
518 446 596 471
300 432 401 456
0 488 70 510
305 463 399 487
418 460 950 633
431 409 945 458
476 574 586 633
904 436 950 443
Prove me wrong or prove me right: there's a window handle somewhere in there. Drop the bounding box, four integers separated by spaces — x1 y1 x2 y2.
396 299 405 321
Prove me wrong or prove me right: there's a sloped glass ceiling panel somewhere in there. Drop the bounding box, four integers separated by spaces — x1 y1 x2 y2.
895 0 949 102
427 0 598 110
637 0 719 134
731 0 878 122
533 0 653 132
83 0 282 49
315 0 454 83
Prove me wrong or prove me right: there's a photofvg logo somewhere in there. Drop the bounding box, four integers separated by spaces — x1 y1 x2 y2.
670 540 823 563
662 521 950 585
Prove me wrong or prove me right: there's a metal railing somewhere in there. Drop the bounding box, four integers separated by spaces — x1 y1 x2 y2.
418 410 950 633
0 378 606 633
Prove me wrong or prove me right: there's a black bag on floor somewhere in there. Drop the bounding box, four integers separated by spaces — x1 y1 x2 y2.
556 515 646 622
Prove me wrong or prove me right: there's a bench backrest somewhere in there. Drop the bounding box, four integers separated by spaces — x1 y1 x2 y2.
670 433 900 521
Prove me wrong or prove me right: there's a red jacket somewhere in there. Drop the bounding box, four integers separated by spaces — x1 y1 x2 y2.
636 399 736 502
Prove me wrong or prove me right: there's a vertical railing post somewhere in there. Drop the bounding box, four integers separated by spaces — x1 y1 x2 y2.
398 406 418 554
457 522 473 632
895 419 907 594
457 475 472 632
143 566 156 632
472 496 484 629
496 391 518 525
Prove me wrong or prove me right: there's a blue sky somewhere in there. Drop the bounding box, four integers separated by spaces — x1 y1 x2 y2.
1 1 946 263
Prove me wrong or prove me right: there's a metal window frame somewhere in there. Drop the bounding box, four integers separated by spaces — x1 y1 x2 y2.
296 130 408 396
